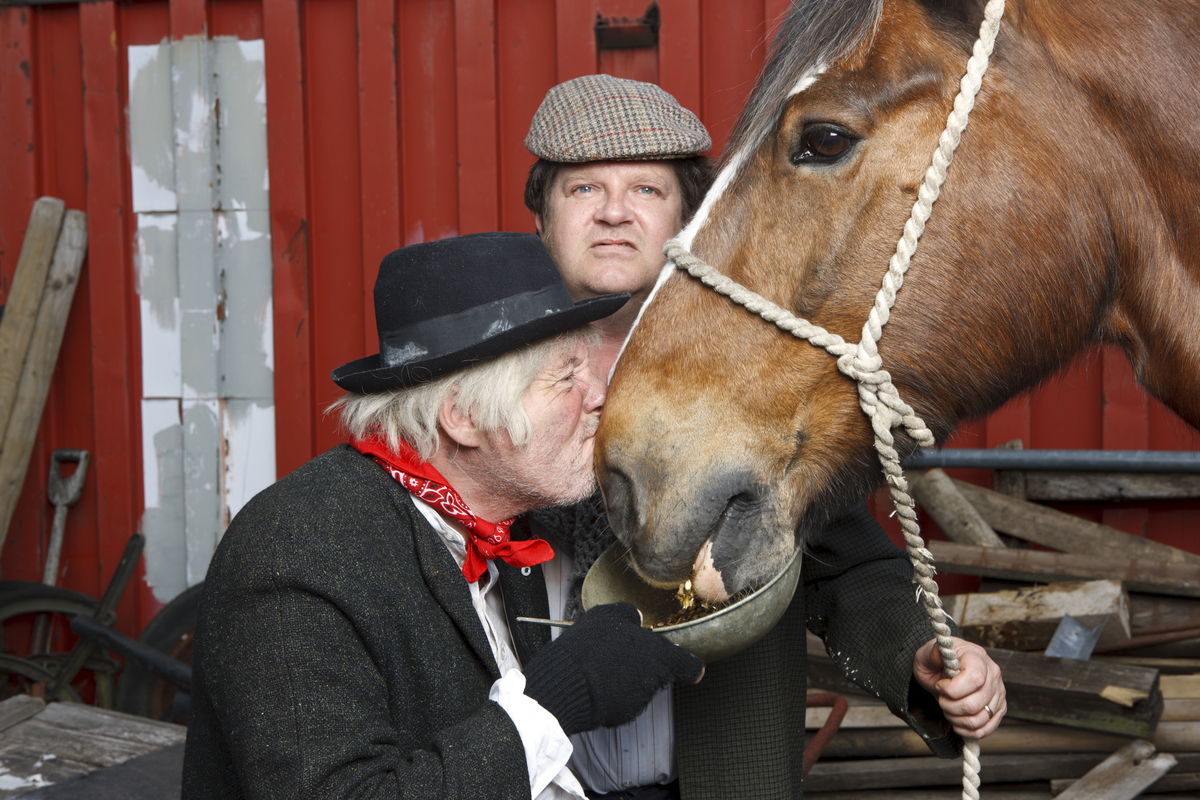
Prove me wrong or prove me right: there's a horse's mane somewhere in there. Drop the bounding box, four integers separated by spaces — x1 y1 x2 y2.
720 0 884 168
721 0 985 169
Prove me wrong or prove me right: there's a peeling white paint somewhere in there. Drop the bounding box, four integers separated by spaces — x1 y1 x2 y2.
223 400 276 525
129 37 275 597
0 769 50 791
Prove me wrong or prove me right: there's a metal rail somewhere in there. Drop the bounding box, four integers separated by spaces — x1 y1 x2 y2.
903 449 1200 473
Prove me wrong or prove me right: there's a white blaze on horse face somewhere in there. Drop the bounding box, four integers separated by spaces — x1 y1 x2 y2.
609 63 829 380
786 62 827 99
609 148 749 379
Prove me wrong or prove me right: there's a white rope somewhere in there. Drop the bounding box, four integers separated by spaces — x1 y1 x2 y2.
663 2 1005 797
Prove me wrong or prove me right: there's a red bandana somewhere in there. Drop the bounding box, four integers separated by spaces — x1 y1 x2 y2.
351 436 555 583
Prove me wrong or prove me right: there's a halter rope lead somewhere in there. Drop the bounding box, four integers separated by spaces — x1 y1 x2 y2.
664 1 1005 797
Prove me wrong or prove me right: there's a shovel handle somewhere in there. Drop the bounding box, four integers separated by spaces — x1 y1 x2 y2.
47 449 89 508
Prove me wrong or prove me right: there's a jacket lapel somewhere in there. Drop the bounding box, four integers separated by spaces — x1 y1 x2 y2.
409 501 504 681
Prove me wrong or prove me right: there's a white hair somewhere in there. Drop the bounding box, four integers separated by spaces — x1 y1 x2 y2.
331 328 596 460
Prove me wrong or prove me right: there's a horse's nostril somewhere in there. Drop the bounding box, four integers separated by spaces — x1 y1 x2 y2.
600 467 637 545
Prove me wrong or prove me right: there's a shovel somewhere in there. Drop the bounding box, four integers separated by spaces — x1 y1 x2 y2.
30 449 89 654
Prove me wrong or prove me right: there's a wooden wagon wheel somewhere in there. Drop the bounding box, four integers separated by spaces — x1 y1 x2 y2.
115 582 202 724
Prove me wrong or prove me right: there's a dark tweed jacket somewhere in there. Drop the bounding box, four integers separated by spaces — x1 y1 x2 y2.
182 445 958 800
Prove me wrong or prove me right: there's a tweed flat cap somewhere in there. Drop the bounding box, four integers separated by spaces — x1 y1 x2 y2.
526 74 711 163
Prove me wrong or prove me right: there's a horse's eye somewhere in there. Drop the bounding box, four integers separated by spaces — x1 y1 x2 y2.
791 126 856 165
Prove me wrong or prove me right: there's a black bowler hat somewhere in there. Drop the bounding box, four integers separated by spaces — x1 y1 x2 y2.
331 232 629 393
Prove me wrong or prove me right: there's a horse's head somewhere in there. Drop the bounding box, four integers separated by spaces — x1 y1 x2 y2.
596 0 1200 599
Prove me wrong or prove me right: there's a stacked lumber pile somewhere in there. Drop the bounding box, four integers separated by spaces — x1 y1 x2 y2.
805 465 1200 798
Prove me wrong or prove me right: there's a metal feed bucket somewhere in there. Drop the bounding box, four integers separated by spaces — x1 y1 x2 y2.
582 543 804 662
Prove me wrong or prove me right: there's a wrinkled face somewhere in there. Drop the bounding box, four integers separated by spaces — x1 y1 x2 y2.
481 340 606 511
537 161 684 306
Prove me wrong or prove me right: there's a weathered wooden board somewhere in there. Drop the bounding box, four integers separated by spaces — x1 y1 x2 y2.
0 699 185 798
1053 772 1200 795
0 197 65 445
1055 740 1177 800
1023 471 1200 501
944 579 1131 650
0 209 87 548
911 468 1005 547
803 752 1118 792
808 720 1200 759
0 695 44 734
985 647 1162 737
806 791 1053 800
1160 675 1200 700
952 479 1200 565
928 541 1200 598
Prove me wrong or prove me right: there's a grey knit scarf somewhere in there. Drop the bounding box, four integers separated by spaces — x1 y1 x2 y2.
529 490 616 621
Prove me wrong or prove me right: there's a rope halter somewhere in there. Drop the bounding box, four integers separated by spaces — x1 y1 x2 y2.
662 1 1006 797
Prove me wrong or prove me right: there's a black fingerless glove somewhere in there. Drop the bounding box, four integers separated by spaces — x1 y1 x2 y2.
523 602 703 735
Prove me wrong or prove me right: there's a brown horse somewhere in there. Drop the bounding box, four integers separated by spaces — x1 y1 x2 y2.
596 0 1200 601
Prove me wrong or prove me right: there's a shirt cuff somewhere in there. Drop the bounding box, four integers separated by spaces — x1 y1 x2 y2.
491 669 587 799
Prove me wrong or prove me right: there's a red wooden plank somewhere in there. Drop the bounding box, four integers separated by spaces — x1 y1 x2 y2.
79 0 142 637
0 6 46 598
398 0 458 245
1100 345 1150 536
594 0 658 84
305 0 363 456
120 0 171 630
0 6 39 307
1101 345 1149 450
454 0 500 235
985 396 1031 449
262 0 314 476
496 0 556 232
211 0 263 40
656 0 701 118
555 0 595 81
357 0 400 345
122 0 170 46
700 0 764 154
169 0 208 40
597 48 657 84
1030 349 1103 450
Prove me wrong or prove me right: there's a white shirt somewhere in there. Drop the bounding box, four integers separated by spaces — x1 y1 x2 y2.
543 544 676 792
411 497 586 800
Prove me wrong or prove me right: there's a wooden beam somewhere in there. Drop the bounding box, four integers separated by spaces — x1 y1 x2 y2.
951 478 1200 565
1055 740 1176 800
943 579 1131 651
928 541 1200 599
0 695 44 734
0 197 65 447
0 211 87 549
809 720 1200 760
804 752 1122 792
985 647 1162 737
1024 471 1200 502
911 468 1006 547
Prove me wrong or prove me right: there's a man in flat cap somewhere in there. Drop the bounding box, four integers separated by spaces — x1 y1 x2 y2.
522 75 1006 800
524 73 713 378
182 232 704 800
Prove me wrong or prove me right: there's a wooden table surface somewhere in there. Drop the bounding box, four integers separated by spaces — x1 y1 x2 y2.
0 695 185 797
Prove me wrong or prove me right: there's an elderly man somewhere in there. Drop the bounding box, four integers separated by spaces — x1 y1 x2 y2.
522 75 1005 800
181 232 704 799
